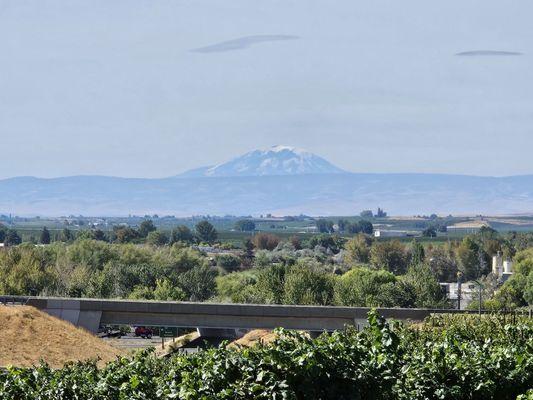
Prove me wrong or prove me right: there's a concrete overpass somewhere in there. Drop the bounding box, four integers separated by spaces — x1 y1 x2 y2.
2 296 470 335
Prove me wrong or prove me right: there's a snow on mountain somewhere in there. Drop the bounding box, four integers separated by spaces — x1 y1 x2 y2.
179 145 346 177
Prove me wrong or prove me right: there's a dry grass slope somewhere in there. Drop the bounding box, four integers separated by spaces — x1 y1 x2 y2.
0 305 123 368
229 329 278 348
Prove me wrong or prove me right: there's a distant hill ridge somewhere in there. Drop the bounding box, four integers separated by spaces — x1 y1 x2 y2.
1 146 533 216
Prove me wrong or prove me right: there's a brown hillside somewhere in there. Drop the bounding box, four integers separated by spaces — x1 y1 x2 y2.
229 329 278 348
0 305 123 368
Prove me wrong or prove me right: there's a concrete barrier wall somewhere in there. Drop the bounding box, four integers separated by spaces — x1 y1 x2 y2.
20 296 471 334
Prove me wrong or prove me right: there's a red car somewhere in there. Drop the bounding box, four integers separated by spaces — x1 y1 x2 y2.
134 326 153 339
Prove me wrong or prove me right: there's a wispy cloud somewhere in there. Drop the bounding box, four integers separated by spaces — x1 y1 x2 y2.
191 35 299 53
456 50 523 56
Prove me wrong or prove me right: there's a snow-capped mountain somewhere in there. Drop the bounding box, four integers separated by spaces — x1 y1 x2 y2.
179 145 346 177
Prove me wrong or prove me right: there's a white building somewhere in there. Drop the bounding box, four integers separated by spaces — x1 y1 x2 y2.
374 230 414 238
440 281 478 310
492 252 513 282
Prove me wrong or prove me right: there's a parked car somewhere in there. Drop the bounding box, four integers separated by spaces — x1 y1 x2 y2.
134 326 153 339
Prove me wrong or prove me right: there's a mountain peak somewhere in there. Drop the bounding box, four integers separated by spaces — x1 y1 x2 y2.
179 146 346 177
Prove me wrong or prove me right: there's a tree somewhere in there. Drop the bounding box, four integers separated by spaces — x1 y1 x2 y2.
410 240 425 266
234 219 256 232
345 234 373 264
40 227 51 244
457 237 482 281
0 224 6 243
282 263 335 306
307 234 345 254
337 219 349 232
241 238 255 267
402 264 448 308
360 210 373 218
138 220 157 238
0 244 58 295
524 272 533 313
428 246 458 282
92 229 107 242
113 227 138 243
60 228 73 242
146 231 168 246
358 220 374 235
289 236 302 250
215 271 259 303
422 227 437 238
334 267 413 307
4 229 22 246
492 249 533 309
153 279 186 301
347 223 362 234
170 225 194 244
254 264 287 304
370 240 408 274
178 264 217 301
195 220 218 244
252 233 280 251
315 219 334 233
215 253 241 272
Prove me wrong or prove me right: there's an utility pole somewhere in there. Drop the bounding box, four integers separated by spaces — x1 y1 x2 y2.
475 250 487 317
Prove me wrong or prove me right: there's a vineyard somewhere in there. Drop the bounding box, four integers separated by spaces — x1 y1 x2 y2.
1 312 532 399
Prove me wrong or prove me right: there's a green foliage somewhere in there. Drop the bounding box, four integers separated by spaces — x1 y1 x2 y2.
360 209 374 218
138 219 157 238
60 228 74 242
215 253 241 272
345 234 373 264
254 263 287 304
335 267 414 307
524 272 533 306
234 219 256 232
0 244 58 295
281 262 335 305
427 244 458 282
307 234 345 254
215 270 260 303
357 219 374 235
195 220 218 244
170 225 194 244
315 219 334 233
153 279 187 301
370 240 409 274
2 312 532 399
493 249 533 308
457 236 484 280
422 226 437 237
401 263 448 308
178 264 218 301
146 230 168 246
40 227 51 244
113 226 139 243
4 229 22 246
410 239 425 266
252 233 280 250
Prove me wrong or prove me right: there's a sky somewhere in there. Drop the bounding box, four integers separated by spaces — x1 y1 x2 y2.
0 0 532 179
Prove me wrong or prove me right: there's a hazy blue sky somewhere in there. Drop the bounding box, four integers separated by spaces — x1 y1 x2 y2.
0 0 532 178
